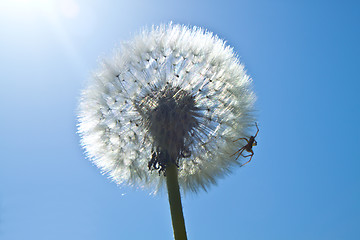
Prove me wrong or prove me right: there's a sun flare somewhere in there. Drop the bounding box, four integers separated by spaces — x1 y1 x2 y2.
1 0 80 20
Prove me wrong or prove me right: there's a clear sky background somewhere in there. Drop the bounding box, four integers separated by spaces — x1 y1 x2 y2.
0 0 359 239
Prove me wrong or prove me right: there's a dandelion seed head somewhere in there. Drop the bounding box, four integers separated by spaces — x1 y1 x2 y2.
78 23 256 193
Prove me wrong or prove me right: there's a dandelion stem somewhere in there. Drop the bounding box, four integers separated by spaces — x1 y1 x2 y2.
166 164 188 240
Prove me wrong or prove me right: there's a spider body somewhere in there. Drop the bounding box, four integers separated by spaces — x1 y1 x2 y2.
231 123 259 167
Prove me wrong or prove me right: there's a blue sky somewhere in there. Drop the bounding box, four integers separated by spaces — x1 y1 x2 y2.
0 0 359 239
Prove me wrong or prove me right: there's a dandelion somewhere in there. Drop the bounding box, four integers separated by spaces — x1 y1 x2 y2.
78 23 256 239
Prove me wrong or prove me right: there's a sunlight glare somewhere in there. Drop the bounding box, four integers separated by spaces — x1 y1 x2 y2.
2 0 80 19
0 0 87 73
7 0 54 15
60 0 80 19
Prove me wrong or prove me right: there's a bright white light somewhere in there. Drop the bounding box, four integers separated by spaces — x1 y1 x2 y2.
60 0 80 19
4 0 54 15
1 0 80 19
0 0 86 71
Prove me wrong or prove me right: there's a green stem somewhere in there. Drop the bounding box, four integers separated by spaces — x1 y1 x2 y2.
166 164 188 240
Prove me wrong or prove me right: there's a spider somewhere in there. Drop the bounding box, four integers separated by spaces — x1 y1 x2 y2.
231 122 259 167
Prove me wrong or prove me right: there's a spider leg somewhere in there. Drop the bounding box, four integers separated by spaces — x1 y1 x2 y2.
241 153 253 158
235 150 246 161
254 123 259 138
233 137 249 143
230 146 246 157
240 155 253 167
230 146 246 160
240 150 254 167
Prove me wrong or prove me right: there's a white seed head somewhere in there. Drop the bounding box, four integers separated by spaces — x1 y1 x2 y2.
78 23 256 193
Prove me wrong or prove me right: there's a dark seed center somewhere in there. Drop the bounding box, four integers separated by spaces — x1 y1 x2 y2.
135 85 199 173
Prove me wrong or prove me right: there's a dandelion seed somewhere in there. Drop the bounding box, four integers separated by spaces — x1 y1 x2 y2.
78 23 256 194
